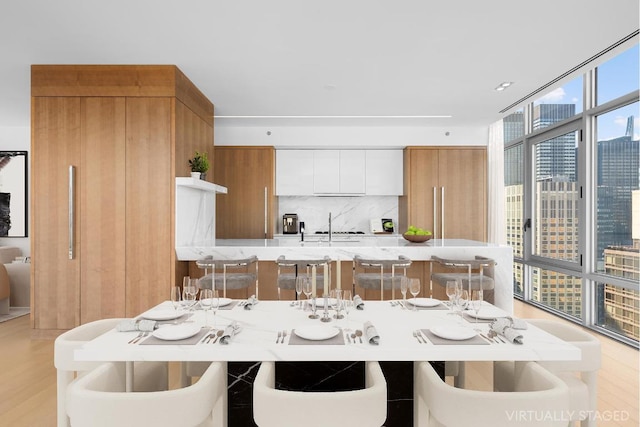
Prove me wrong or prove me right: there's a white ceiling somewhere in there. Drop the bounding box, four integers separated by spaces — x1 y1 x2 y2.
0 0 638 129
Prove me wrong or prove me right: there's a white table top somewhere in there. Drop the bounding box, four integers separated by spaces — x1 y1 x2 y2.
75 300 580 363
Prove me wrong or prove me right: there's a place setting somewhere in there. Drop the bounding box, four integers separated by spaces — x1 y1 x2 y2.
419 324 490 346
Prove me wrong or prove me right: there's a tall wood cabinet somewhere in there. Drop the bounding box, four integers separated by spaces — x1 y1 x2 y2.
31 65 213 335
399 147 487 241
213 146 276 239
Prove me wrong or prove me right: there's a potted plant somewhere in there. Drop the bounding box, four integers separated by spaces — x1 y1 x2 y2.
188 151 210 179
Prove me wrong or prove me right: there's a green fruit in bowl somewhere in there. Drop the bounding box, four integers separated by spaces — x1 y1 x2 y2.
405 230 416 235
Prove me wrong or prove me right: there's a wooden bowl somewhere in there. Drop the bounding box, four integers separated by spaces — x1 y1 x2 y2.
402 233 433 243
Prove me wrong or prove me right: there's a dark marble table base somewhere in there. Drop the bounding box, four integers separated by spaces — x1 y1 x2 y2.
227 361 445 427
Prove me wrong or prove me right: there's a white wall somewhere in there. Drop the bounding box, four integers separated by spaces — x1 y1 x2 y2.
0 126 30 255
214 124 488 147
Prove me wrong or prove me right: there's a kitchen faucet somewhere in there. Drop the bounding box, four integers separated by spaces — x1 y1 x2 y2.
328 212 332 242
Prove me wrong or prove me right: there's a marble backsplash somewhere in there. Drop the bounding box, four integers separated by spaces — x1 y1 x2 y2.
278 196 399 234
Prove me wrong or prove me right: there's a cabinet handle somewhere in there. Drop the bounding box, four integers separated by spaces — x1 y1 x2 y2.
264 186 268 238
68 165 75 260
432 187 437 238
441 187 445 240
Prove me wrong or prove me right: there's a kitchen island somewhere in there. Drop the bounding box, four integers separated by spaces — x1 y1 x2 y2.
176 237 514 313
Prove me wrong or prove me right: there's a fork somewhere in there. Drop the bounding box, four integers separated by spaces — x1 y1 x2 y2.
128 331 144 344
276 331 282 343
413 330 424 344
280 330 287 344
131 331 148 344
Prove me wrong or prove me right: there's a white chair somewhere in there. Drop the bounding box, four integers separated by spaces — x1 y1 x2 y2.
494 319 601 427
67 361 227 427
253 361 387 427
415 360 570 427
54 318 168 427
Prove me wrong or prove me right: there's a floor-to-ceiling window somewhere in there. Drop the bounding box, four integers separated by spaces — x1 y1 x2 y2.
501 42 639 346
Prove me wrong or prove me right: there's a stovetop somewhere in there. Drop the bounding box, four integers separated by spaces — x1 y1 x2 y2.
314 231 365 235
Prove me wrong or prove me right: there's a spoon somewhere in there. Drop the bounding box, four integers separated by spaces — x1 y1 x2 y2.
211 329 224 344
355 329 363 343
350 333 357 344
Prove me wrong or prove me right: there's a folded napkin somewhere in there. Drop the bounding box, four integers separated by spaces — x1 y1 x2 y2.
219 321 242 345
363 321 379 345
490 317 527 344
244 295 259 310
354 295 365 310
116 319 157 332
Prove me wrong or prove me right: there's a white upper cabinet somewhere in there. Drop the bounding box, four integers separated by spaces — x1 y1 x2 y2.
276 149 402 196
276 150 314 195
365 150 404 195
314 150 365 195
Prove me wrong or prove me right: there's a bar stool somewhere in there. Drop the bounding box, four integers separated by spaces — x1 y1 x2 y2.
352 255 411 300
196 255 259 299
275 256 331 300
430 255 495 303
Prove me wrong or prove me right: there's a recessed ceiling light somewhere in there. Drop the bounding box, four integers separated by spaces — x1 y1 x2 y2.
495 82 514 91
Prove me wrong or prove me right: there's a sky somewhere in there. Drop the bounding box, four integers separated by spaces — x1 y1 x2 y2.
534 44 639 141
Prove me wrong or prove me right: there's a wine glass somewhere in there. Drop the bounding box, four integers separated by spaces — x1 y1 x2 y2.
400 276 408 309
342 290 352 331
331 289 343 319
295 276 304 309
210 289 220 329
199 288 213 327
456 289 469 318
445 280 458 314
408 279 420 311
170 286 182 324
471 289 483 330
302 277 318 319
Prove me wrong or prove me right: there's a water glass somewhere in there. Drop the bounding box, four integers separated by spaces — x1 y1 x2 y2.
295 276 304 309
445 280 457 314
409 278 420 311
471 289 483 329
199 288 213 326
170 286 182 323
400 276 408 308
342 290 353 331
456 289 469 317
331 289 343 319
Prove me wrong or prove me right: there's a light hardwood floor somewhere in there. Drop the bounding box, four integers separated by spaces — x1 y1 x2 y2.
1 300 638 427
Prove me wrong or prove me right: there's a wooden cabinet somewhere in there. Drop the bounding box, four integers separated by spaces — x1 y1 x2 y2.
399 147 486 241
214 146 275 239
31 65 213 334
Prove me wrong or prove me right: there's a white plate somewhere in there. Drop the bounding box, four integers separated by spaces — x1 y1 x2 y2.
294 325 340 341
200 297 233 308
141 309 185 321
217 297 233 307
408 297 441 307
430 326 476 341
466 308 506 320
152 324 201 341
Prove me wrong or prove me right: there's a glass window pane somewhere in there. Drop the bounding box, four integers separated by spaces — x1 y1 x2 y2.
533 78 583 129
532 268 582 319
595 102 639 274
513 262 524 298
597 44 639 106
505 144 524 299
596 282 639 343
534 131 580 262
503 110 524 143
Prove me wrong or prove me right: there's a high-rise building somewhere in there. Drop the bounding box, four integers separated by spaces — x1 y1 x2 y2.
533 104 577 182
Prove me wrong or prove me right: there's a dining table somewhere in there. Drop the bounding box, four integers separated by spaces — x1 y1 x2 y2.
74 297 581 426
